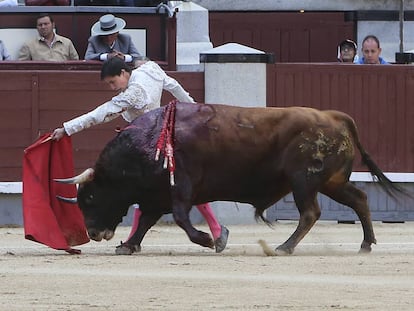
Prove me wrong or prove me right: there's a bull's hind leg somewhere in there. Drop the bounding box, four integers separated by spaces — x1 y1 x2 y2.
276 187 321 255
322 182 376 252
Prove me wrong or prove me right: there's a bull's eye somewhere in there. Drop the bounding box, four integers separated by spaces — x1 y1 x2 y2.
85 194 94 204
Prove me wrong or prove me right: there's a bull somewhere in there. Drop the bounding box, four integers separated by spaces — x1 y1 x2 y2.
57 102 405 254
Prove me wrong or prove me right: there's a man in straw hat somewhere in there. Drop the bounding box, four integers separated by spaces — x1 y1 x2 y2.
85 14 141 63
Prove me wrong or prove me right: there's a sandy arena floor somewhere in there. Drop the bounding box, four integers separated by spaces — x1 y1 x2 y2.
0 221 413 310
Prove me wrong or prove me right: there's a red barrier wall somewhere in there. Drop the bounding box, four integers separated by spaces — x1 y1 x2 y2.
0 62 203 181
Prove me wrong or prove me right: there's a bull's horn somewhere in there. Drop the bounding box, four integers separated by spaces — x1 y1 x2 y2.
54 168 95 184
56 195 77 204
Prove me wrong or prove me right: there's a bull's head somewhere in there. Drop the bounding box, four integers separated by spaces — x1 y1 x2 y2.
55 168 131 242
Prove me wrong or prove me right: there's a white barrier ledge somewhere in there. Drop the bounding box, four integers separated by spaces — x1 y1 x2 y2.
350 172 414 182
1 172 414 194
0 182 22 194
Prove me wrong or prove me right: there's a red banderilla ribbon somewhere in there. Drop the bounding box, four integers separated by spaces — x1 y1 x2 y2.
155 100 177 186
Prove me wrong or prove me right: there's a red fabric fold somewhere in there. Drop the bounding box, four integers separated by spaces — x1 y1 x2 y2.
22 134 90 253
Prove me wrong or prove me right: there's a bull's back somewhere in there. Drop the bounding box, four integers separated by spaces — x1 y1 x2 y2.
127 103 356 165
174 104 286 162
174 103 352 157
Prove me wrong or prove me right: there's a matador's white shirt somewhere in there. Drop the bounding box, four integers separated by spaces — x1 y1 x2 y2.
63 61 194 136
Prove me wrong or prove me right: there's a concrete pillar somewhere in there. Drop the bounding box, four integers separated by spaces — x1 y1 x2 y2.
173 1 213 71
199 42 274 224
0 182 23 226
201 43 273 107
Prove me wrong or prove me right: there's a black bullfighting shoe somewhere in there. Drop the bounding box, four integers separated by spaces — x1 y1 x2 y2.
115 241 142 255
214 225 229 253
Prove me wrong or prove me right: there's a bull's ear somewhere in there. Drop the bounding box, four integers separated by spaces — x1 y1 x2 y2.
56 195 77 204
54 168 95 184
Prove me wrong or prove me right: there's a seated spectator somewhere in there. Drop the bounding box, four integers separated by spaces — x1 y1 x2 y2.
0 0 17 7
337 39 357 63
18 13 79 61
25 0 70 5
0 40 11 61
356 35 389 64
84 14 140 63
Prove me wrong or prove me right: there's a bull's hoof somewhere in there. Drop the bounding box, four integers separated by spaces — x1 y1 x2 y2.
194 231 215 249
275 245 294 256
115 242 141 255
359 240 373 253
215 226 229 253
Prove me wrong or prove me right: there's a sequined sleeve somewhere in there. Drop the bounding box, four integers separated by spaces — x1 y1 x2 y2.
63 101 123 136
63 84 148 135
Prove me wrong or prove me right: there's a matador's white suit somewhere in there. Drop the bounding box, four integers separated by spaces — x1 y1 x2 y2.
63 61 194 136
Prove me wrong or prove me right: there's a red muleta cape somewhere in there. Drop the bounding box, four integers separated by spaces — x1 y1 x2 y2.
22 134 90 253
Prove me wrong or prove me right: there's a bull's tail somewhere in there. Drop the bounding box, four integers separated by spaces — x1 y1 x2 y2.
357 143 406 197
344 114 408 198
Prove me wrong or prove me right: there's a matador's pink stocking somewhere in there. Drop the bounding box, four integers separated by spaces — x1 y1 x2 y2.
127 206 142 241
196 203 222 240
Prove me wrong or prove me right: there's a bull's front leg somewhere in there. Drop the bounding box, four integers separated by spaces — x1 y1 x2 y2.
116 211 162 255
171 200 214 249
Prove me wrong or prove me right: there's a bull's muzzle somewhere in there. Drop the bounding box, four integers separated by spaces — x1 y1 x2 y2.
87 228 115 242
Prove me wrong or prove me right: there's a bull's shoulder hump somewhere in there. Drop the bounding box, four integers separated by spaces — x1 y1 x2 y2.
323 109 354 120
283 107 352 120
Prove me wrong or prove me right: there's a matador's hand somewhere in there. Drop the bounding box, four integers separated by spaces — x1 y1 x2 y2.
51 127 66 141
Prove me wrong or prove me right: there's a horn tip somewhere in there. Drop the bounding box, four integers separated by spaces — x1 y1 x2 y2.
56 195 78 204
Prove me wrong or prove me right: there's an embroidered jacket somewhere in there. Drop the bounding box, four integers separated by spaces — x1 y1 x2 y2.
63 61 194 136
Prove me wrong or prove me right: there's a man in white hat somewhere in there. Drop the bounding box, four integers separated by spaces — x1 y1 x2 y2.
85 14 141 63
